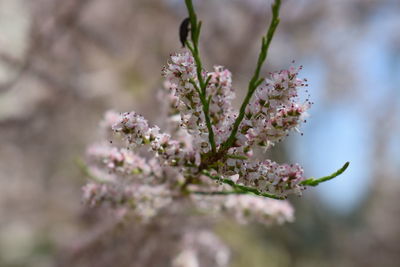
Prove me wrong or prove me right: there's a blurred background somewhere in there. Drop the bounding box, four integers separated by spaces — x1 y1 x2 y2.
0 0 399 266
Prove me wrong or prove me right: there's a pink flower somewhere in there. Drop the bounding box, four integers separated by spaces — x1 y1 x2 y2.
83 55 312 223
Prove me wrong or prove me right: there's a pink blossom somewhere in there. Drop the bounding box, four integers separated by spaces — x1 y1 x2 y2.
83 54 312 222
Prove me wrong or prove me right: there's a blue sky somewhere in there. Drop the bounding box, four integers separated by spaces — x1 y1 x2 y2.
290 7 400 213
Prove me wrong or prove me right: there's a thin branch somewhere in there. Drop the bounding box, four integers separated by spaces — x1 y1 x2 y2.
184 0 217 153
221 0 281 152
202 170 284 200
301 162 350 186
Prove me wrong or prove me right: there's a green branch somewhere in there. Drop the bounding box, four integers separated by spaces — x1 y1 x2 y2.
202 170 284 200
221 0 281 152
184 0 217 153
301 162 350 187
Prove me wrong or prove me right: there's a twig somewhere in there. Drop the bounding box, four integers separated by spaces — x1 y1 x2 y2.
221 0 282 152
301 162 350 186
202 170 284 200
184 0 217 153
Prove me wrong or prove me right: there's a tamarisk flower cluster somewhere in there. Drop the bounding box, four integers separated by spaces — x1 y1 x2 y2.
81 0 349 230
160 51 310 198
243 66 310 147
82 51 310 221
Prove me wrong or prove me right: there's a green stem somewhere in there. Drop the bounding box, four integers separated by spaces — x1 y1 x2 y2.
202 170 284 200
220 0 281 152
301 162 350 187
185 0 217 153
184 0 198 45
